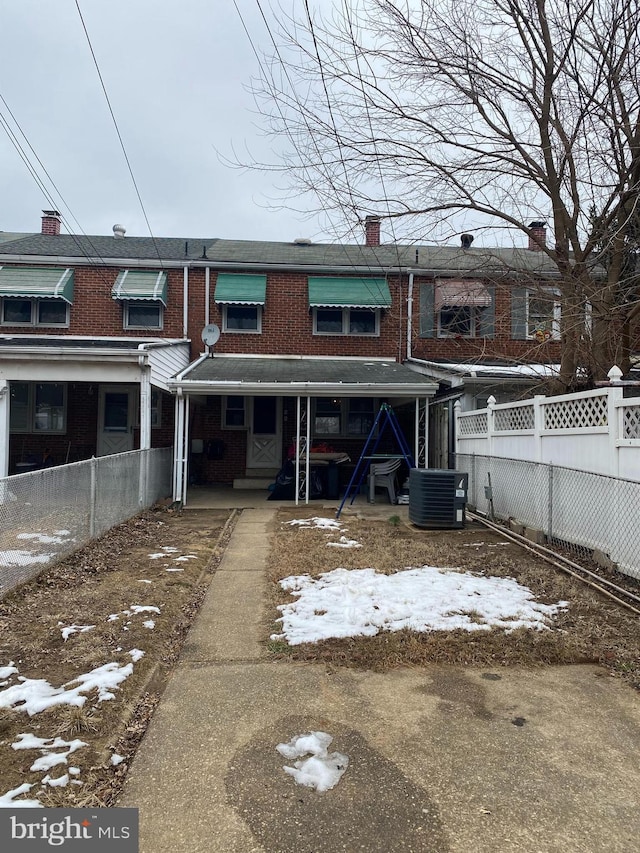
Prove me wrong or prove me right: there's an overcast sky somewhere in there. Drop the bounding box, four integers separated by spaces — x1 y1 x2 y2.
0 1 345 244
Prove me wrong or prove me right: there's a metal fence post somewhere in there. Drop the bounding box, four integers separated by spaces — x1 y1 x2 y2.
89 456 97 538
547 462 554 541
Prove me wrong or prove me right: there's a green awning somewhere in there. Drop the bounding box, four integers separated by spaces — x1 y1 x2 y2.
111 270 167 306
0 267 74 303
308 276 391 308
215 273 267 305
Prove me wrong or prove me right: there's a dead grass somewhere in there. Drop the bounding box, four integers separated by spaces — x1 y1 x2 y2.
0 506 232 807
266 508 640 684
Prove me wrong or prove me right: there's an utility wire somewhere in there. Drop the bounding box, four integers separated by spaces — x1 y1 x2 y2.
74 0 163 264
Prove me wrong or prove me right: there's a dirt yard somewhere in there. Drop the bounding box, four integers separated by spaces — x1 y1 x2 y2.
0 506 233 807
0 503 637 810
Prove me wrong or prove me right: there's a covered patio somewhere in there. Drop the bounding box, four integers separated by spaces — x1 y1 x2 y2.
168 354 438 505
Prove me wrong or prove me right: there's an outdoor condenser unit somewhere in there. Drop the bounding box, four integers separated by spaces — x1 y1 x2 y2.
408 469 469 529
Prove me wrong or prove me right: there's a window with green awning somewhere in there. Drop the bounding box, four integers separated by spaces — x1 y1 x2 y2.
0 267 74 302
111 270 167 306
215 274 267 304
308 276 391 308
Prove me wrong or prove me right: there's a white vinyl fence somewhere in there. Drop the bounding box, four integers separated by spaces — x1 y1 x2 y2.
0 448 172 597
456 385 640 481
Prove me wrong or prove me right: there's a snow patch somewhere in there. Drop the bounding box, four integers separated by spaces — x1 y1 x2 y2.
277 731 348 792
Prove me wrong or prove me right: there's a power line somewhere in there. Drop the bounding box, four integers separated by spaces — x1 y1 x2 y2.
74 0 163 264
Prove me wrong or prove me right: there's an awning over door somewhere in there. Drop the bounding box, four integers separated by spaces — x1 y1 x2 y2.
308 277 391 308
111 270 167 305
0 266 74 303
434 280 491 311
214 274 267 304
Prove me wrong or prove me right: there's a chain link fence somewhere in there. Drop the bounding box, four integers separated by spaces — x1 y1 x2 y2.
0 448 172 597
456 453 640 580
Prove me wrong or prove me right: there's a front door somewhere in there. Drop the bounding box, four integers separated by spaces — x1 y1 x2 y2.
97 386 135 456
246 396 282 470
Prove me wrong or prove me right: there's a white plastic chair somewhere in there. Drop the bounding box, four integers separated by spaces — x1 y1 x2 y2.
367 458 402 504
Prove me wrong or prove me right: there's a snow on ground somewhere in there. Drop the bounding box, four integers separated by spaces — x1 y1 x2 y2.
287 517 343 531
277 731 348 792
0 530 75 571
272 566 569 645
286 517 361 548
0 650 146 806
0 550 54 567
327 536 362 549
58 623 96 641
0 660 137 715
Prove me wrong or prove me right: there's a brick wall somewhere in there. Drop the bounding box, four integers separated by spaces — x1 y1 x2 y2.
409 278 563 363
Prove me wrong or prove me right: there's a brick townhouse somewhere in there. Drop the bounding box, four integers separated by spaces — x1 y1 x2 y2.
0 211 563 494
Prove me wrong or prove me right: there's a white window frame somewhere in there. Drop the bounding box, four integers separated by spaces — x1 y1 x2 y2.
222 395 247 429
9 381 67 434
222 304 262 334
1 297 70 328
526 289 561 341
312 307 379 336
123 301 163 330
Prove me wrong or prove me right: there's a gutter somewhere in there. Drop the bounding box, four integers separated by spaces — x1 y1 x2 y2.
167 379 438 397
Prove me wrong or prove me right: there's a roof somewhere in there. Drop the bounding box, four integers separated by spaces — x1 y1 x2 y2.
172 355 438 397
0 233 565 276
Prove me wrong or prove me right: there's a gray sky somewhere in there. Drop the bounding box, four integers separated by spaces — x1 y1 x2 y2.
0 1 337 243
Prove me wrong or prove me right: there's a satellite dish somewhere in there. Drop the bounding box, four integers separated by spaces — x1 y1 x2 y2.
201 323 220 347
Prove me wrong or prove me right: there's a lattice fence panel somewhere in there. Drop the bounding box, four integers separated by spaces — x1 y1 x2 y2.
544 395 608 430
623 405 640 439
494 405 535 431
457 412 488 435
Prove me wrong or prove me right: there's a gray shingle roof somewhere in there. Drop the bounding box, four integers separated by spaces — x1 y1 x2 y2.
0 232 562 275
179 356 438 393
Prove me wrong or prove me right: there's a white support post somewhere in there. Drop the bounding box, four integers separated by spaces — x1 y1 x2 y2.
487 395 496 457
422 397 429 468
453 400 462 457
533 395 545 462
305 395 311 504
0 380 9 479
173 394 185 503
182 396 190 506
607 384 623 478
139 368 152 451
295 396 301 507
414 397 420 466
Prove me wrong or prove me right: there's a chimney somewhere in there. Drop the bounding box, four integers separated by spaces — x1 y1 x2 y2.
460 233 474 249
365 215 381 247
527 221 547 251
41 210 61 235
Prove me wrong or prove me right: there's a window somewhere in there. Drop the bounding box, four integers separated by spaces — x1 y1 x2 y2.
10 382 66 433
1 298 69 327
124 302 163 330
527 292 561 340
222 304 261 333
435 280 492 338
223 396 246 428
313 308 378 335
511 287 561 340
314 398 376 436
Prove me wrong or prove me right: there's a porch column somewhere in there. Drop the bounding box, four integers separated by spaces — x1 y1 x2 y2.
414 397 429 468
0 380 9 478
182 396 191 505
173 392 186 503
139 367 152 451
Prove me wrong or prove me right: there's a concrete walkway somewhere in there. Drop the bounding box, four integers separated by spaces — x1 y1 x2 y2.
118 500 640 853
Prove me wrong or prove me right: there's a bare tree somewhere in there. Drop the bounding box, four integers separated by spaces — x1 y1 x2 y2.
252 0 640 388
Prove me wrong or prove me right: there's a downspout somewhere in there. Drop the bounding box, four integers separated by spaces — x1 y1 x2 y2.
407 271 414 361
0 381 9 480
183 265 189 339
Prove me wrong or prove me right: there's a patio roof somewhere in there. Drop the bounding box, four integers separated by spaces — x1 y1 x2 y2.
171 355 438 397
